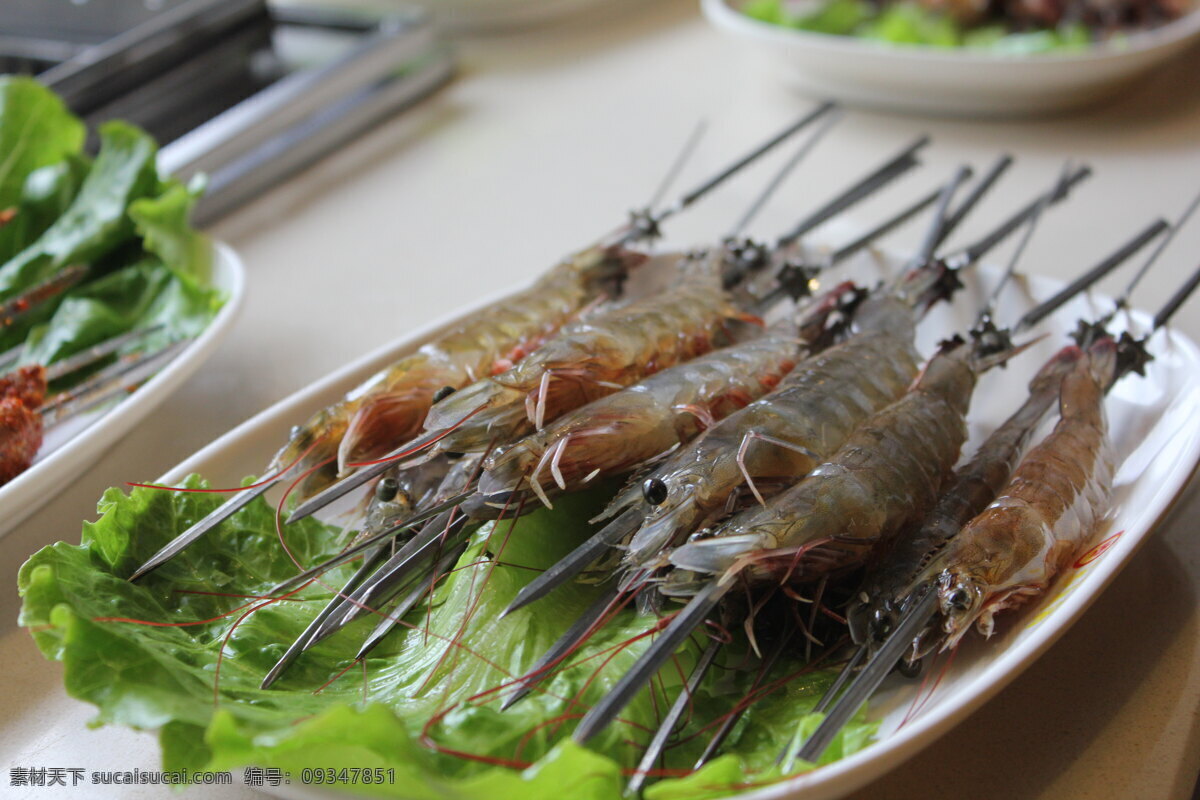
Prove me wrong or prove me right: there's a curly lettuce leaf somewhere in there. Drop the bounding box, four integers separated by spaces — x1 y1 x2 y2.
19 479 876 798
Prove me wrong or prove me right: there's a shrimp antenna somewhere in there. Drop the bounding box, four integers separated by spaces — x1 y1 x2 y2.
626 638 723 796
625 101 838 242
260 543 391 688
500 586 621 711
574 580 732 743
727 109 844 239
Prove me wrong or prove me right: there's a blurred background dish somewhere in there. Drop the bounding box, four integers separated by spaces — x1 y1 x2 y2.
703 0 1200 114
0 243 244 539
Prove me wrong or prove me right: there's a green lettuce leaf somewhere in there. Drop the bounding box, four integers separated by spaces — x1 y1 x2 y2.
128 175 212 283
0 76 87 261
19 479 876 798
18 258 223 368
0 120 159 302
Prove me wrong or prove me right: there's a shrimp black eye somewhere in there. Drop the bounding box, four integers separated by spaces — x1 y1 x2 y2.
375 477 399 502
433 385 456 403
945 587 972 611
642 477 668 506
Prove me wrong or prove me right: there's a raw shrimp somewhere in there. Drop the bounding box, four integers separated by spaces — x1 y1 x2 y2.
612 291 926 570
665 337 988 591
473 282 859 510
934 339 1117 646
277 243 646 489
847 343 1086 646
421 248 755 456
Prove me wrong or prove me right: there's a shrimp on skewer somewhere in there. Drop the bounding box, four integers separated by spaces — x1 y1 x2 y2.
503 158 1077 623
127 107 842 582
848 202 1182 647
334 160 963 640
284 133 935 526
794 256 1200 765
572 333 996 744
936 339 1117 645
572 198 1149 744
499 166 989 621
471 280 862 513
266 138 941 673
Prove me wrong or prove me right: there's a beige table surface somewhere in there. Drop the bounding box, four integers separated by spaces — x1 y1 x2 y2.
4 2 1200 798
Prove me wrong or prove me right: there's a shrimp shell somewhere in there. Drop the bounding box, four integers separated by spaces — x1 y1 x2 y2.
474 282 862 507
848 344 1087 643
615 294 923 568
936 340 1117 646
667 339 979 589
422 251 747 454
270 244 644 489
479 333 799 505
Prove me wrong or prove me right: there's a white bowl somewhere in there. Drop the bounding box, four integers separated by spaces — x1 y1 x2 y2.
0 243 245 539
703 0 1200 115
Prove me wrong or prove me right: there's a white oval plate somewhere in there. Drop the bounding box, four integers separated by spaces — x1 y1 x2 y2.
134 246 1200 800
0 243 245 539
703 0 1200 116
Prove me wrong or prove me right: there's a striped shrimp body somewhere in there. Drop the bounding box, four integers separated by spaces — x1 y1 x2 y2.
475 333 798 509
847 344 1087 645
612 293 924 568
471 282 862 510
269 244 644 489
665 338 980 592
935 340 1117 647
422 250 751 456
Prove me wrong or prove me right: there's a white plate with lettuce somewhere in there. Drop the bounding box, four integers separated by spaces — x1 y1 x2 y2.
0 78 243 537
703 0 1200 115
15 239 1200 800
